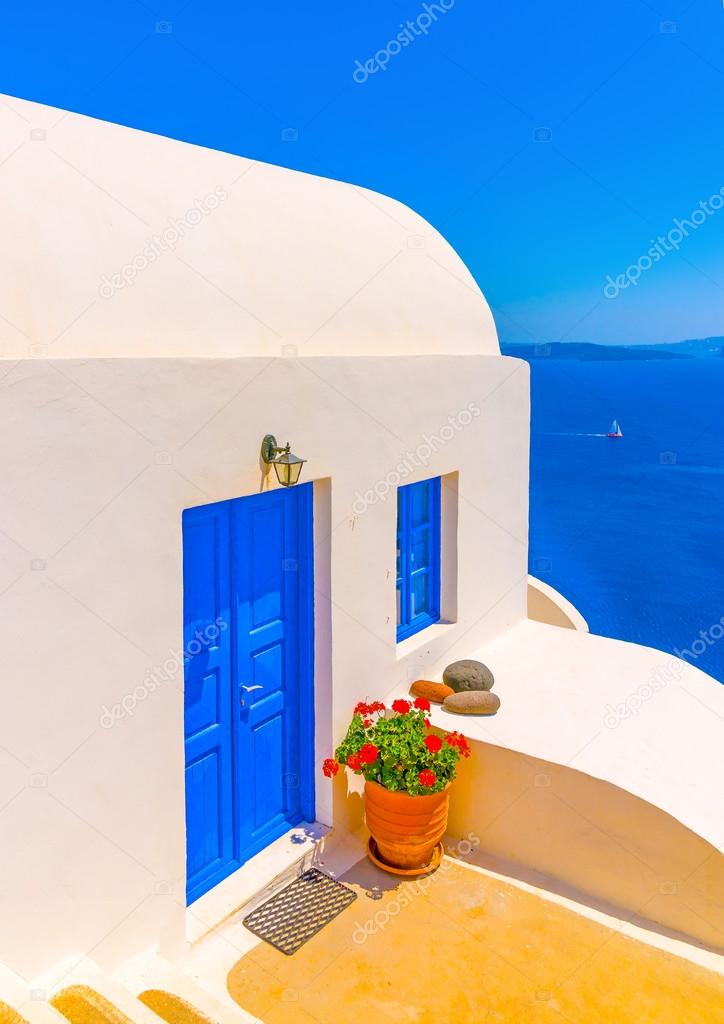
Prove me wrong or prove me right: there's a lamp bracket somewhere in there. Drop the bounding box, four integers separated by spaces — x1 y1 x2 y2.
261 434 290 464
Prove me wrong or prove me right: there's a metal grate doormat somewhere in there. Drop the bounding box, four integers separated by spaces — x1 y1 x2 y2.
243 868 357 955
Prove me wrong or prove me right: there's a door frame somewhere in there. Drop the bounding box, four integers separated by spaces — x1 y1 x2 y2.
291 481 316 824
182 482 316 905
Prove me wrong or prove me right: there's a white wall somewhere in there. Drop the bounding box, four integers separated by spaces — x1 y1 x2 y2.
0 353 530 977
0 93 498 360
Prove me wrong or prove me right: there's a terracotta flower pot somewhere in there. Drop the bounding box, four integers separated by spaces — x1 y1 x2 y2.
364 779 450 872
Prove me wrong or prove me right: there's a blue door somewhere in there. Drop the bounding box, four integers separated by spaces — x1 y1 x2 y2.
182 484 314 904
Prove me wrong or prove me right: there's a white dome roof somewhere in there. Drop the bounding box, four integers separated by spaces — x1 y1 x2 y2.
0 94 499 359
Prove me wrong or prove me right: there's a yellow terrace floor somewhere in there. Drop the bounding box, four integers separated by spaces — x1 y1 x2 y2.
227 857 724 1024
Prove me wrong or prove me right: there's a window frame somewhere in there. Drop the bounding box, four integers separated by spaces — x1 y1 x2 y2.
396 476 441 642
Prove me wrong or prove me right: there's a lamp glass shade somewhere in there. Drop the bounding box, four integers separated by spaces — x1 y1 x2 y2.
273 451 306 487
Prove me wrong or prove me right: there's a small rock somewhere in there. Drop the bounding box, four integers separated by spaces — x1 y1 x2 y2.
443 691 501 716
409 680 454 704
443 659 495 692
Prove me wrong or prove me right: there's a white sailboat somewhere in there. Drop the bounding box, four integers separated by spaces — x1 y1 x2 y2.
606 418 623 438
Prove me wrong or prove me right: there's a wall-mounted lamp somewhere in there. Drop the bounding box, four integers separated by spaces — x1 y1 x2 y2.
261 434 307 487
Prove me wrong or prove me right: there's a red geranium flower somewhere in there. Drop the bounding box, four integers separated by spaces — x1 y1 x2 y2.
418 769 436 788
362 717 372 727
445 732 471 758
368 701 386 713
322 758 339 778
359 743 379 764
424 734 442 753
392 699 411 714
346 753 362 771
354 701 369 716
413 696 431 712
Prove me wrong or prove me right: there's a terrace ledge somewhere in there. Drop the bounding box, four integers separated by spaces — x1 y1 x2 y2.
388 619 724 951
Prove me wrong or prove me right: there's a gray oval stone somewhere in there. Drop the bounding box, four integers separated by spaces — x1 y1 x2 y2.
443 659 495 692
443 691 501 715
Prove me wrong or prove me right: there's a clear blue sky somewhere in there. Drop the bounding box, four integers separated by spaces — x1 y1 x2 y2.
2 1 723 344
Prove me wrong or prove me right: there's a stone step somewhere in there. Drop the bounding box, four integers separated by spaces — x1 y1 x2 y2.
0 999 28 1024
0 963 67 1024
13 1005 68 1024
139 991 212 1024
0 964 29 1006
117 954 260 1024
186 823 331 947
174 826 366 1011
46 963 163 1024
50 986 134 1024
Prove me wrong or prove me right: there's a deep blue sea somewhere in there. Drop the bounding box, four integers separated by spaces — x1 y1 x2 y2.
527 358 724 683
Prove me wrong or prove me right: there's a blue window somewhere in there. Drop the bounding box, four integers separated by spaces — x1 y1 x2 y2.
396 477 441 641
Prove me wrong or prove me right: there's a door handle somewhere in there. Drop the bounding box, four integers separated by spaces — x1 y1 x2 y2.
240 684 263 708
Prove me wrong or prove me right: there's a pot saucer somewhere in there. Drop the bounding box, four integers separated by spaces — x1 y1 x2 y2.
366 837 444 877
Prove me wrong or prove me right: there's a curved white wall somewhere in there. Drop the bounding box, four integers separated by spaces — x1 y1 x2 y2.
527 575 589 631
0 94 498 360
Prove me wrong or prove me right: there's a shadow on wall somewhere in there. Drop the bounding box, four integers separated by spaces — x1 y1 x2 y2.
334 777 366 837
446 741 723 954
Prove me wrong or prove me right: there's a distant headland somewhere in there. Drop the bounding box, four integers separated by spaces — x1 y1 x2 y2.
501 337 724 361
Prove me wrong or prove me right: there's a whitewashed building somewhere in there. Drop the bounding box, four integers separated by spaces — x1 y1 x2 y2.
0 95 721 1015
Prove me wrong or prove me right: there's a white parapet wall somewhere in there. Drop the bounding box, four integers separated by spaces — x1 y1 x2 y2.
440 620 724 953
527 575 589 631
